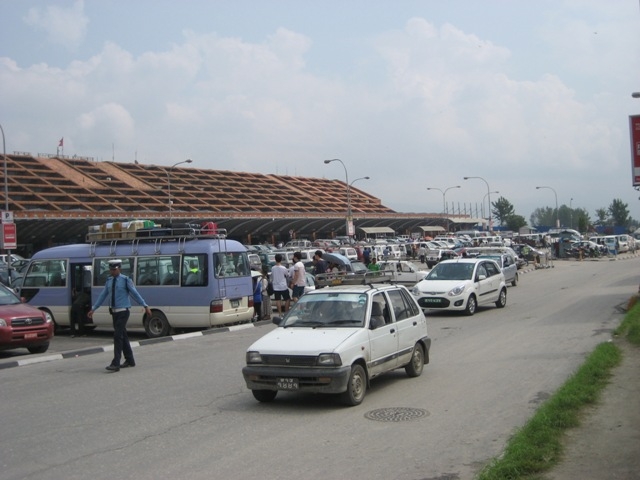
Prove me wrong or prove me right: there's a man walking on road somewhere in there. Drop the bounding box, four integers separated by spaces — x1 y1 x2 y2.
88 259 151 372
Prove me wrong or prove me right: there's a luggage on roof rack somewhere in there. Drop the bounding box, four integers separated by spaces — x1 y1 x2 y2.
85 220 225 243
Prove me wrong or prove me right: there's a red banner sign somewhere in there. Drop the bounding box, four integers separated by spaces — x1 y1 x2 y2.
630 115 640 187
1 223 17 250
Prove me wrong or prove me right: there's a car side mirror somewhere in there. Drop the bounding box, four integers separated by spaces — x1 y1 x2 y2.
477 274 487 281
272 316 283 326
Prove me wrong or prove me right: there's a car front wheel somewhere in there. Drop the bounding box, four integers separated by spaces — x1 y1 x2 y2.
495 288 507 308
252 389 278 402
405 343 424 377
464 294 477 316
27 343 49 354
341 364 367 406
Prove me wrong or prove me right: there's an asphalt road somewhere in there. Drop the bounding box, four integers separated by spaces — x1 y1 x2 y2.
1 256 637 480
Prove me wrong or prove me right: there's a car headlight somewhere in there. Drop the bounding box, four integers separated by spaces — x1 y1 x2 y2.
448 284 467 296
0 318 6 327
44 312 53 324
246 351 263 364
317 353 342 366
411 286 421 296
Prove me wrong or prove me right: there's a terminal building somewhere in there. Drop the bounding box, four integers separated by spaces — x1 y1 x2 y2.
0 152 483 255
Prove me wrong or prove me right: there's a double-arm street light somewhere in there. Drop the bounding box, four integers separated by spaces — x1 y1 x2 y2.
324 158 355 236
427 185 460 232
464 176 492 231
351 176 370 187
536 185 559 228
166 159 193 226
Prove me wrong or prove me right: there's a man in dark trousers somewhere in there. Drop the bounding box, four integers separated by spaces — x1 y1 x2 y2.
87 259 152 372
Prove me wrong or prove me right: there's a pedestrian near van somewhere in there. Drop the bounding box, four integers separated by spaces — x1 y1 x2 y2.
252 273 262 322
70 287 90 337
87 259 151 372
261 268 272 320
271 253 291 315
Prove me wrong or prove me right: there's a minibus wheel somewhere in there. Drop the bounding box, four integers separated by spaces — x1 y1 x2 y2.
144 311 171 338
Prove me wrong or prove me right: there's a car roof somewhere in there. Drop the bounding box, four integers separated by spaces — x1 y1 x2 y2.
305 283 407 295
437 257 497 265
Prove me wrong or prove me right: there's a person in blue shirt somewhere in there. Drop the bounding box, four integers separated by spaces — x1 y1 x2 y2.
252 273 262 322
88 259 152 372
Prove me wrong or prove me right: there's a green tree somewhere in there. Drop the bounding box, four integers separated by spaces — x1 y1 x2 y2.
530 207 556 227
571 207 591 233
491 197 515 226
608 198 630 228
505 214 527 232
578 214 588 233
595 208 608 226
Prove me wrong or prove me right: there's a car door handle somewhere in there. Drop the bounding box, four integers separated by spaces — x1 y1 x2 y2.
412 321 417 326
389 328 395 334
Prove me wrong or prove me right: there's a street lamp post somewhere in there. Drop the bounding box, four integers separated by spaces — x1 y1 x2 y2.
0 123 11 279
464 176 492 231
324 158 354 236
570 197 573 229
536 185 559 228
166 159 192 226
427 185 460 232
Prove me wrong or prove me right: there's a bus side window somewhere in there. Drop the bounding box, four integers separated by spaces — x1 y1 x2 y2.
182 254 207 286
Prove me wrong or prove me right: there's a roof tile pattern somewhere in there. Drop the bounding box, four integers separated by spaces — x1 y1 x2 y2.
2 154 394 217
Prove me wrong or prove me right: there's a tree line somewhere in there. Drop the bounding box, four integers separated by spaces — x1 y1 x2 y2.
490 197 637 233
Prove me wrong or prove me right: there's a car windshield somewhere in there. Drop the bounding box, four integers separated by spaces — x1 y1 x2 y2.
0 285 21 305
282 292 367 328
426 262 474 281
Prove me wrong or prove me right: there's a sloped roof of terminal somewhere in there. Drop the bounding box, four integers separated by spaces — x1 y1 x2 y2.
0 153 479 252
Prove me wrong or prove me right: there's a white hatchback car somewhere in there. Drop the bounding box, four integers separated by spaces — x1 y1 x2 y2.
476 253 518 287
242 283 430 406
412 258 507 315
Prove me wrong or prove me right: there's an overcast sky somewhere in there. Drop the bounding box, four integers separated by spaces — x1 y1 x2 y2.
2 1 640 224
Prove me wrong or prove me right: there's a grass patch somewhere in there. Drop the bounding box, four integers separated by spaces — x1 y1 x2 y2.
615 298 640 345
478 300 640 479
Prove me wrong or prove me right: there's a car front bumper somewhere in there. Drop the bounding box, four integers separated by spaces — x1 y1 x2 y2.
416 294 467 310
242 364 352 394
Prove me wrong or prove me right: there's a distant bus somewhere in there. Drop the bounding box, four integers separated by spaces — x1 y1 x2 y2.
17 227 254 337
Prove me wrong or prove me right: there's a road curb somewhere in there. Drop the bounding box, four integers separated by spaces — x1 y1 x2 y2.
0 319 269 370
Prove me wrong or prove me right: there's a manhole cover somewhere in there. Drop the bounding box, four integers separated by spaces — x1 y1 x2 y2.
364 407 429 422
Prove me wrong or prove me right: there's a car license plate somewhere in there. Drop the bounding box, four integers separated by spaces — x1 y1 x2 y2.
24 333 38 340
277 377 299 390
231 299 239 308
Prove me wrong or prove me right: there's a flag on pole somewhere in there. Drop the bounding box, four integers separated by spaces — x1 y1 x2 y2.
58 137 64 147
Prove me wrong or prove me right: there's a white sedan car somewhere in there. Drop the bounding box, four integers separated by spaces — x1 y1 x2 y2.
411 258 507 316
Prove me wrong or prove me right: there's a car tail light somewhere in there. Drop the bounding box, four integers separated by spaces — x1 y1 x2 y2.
210 300 223 313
